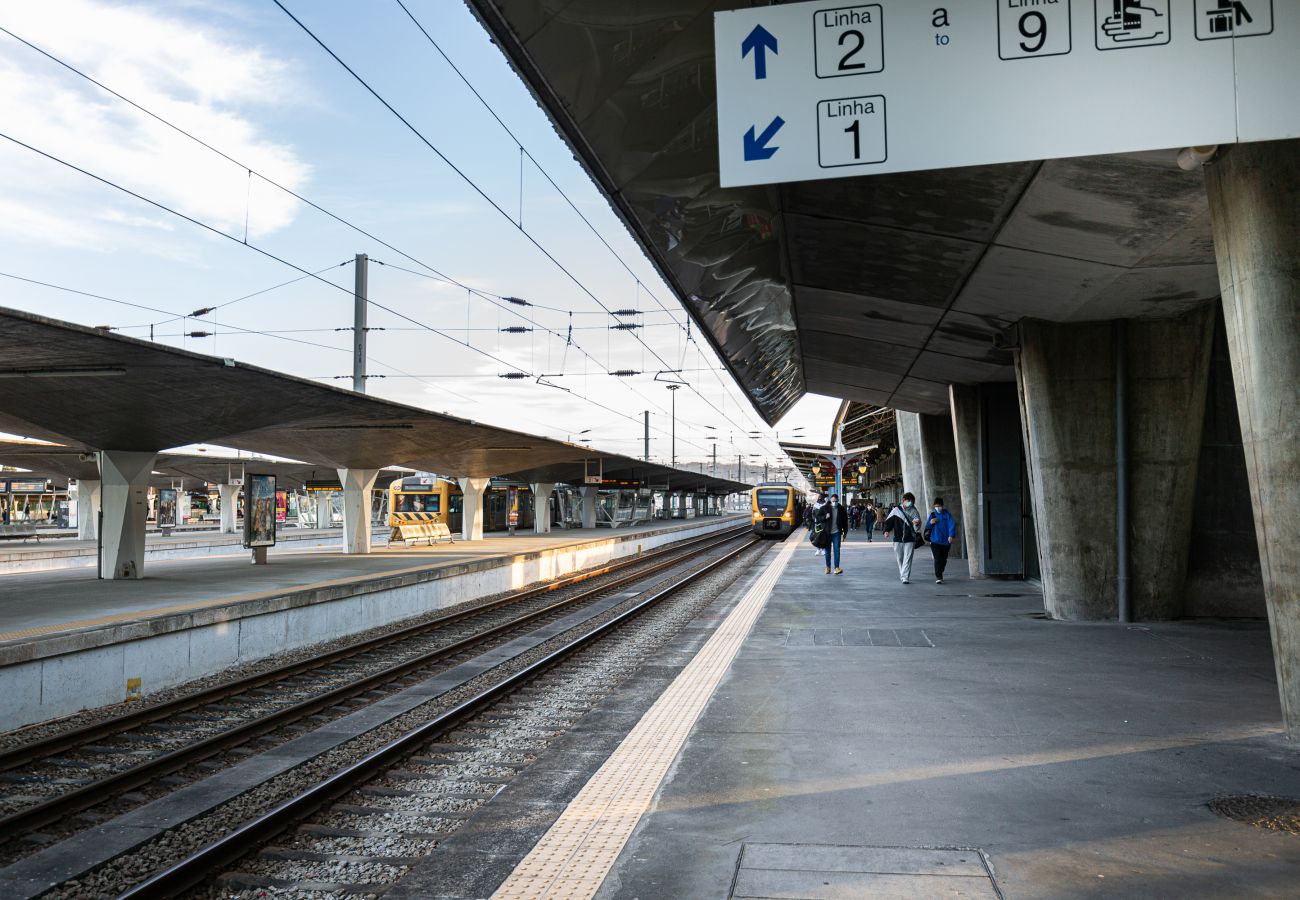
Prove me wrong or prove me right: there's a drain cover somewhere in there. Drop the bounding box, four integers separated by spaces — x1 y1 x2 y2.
984 593 1027 598
1208 795 1300 835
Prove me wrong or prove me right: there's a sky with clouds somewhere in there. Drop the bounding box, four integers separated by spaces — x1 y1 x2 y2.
0 0 842 479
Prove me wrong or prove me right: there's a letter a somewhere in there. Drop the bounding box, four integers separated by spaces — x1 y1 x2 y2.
932 8 950 28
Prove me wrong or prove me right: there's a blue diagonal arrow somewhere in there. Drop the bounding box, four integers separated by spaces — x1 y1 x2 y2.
744 116 785 161
741 24 778 80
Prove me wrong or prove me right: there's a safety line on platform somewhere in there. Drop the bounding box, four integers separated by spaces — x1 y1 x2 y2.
490 533 798 900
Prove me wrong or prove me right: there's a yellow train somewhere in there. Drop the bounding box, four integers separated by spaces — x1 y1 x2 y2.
388 476 534 533
751 482 800 537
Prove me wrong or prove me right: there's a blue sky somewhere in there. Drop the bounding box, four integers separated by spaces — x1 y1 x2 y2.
0 0 840 476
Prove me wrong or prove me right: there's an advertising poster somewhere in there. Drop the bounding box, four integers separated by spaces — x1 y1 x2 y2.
275 490 288 523
507 487 520 528
244 474 277 548
157 488 178 529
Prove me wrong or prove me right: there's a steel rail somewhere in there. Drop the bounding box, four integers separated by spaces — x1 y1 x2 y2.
118 537 760 898
0 526 747 844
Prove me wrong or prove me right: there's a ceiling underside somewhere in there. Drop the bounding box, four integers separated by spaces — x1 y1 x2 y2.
0 309 746 494
468 0 1221 420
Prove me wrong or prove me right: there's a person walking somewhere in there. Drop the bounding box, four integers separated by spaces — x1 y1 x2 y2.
882 492 923 584
808 492 827 554
863 500 876 541
924 497 957 584
815 492 848 574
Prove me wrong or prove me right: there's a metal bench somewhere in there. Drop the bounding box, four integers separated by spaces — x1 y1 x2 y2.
391 522 455 546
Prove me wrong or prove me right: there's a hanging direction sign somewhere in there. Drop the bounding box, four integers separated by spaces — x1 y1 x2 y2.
715 0 1299 187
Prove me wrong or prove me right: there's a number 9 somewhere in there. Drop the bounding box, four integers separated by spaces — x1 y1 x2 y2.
1018 10 1047 53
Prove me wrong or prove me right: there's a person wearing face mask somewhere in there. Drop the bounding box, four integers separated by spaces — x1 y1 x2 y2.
882 492 923 584
924 497 957 584
814 492 849 574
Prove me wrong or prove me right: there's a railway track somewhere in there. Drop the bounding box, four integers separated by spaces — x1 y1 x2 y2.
119 532 763 898
0 526 748 864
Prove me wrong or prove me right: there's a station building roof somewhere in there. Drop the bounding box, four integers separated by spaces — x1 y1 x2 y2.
0 308 747 495
466 1 1219 422
0 441 404 491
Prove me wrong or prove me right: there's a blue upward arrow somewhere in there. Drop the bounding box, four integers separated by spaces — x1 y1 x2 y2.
741 24 778 80
744 116 785 161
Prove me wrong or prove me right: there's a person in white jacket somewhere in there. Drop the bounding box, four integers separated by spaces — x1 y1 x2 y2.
882 492 923 584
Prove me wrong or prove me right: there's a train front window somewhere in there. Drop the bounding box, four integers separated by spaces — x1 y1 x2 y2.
756 489 789 515
396 493 439 513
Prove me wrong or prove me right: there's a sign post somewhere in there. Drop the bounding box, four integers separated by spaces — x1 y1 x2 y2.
715 0 1298 187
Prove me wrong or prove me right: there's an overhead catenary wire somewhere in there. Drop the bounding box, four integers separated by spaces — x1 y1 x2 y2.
390 0 782 444
0 134 701 445
0 269 484 405
1 19 772 455
272 2 770 454
276 1 780 457
0 24 705 439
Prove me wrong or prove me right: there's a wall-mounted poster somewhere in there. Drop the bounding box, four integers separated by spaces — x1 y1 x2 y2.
157 488 178 529
244 474 277 548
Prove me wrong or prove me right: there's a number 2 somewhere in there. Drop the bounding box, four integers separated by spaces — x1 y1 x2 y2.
1018 11 1047 52
838 29 865 70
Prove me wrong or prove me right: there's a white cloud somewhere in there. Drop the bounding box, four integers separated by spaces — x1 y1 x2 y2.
0 0 310 252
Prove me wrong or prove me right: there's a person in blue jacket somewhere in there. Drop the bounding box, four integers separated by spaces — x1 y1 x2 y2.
925 497 957 584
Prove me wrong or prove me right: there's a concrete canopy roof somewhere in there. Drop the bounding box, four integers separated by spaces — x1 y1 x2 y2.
0 308 745 493
466 2 1219 422
0 441 407 490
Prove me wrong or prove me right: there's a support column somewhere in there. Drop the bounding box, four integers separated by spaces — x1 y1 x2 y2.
580 486 597 529
458 476 491 541
99 451 156 580
918 412 963 559
531 483 555 534
218 483 239 534
895 411 927 506
949 385 983 577
337 468 380 554
1015 311 1211 621
1205 139 1300 738
76 479 101 542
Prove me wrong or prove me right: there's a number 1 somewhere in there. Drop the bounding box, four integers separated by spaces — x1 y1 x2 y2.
845 120 861 159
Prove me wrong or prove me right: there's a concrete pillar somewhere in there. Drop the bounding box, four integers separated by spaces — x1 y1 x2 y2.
218 483 239 534
1015 310 1212 621
99 450 156 580
458 476 491 541
918 412 963 560
949 385 983 577
531 483 555 534
895 410 927 506
1205 139 1300 738
337 468 380 554
76 479 101 541
580 486 597 529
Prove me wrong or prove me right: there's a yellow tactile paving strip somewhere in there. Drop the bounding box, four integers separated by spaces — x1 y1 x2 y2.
491 535 798 900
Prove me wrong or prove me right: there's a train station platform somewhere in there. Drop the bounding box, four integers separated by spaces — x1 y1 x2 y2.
0 515 743 731
486 529 1300 899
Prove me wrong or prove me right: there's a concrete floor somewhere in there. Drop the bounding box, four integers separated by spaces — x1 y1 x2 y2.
598 530 1300 899
0 519 729 639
